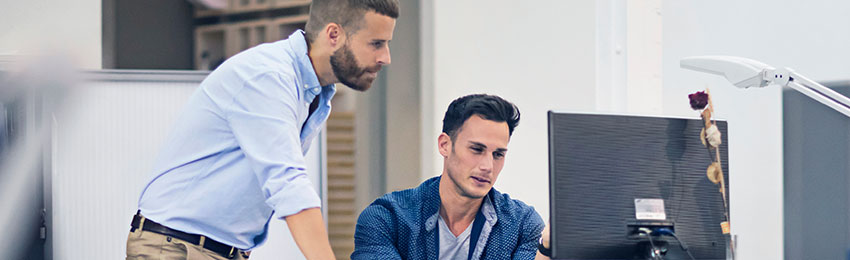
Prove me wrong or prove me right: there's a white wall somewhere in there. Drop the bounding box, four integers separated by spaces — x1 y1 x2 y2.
422 0 598 221
663 1 850 259
0 0 102 69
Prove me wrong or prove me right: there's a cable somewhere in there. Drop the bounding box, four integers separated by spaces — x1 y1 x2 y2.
638 228 662 260
656 228 696 260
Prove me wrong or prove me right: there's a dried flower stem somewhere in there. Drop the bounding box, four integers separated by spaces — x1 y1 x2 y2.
701 88 735 259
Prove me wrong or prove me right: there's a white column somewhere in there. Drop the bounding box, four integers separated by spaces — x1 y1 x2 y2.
625 0 663 114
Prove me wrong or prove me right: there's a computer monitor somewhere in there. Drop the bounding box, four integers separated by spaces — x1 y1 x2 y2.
548 111 729 260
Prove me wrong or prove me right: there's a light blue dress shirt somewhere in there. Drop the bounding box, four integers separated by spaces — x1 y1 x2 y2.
137 30 335 250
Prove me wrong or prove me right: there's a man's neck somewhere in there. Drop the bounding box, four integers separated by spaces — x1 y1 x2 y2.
307 41 337 86
438 176 484 237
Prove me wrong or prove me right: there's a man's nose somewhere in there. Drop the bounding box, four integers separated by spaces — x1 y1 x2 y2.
478 155 493 172
377 45 391 65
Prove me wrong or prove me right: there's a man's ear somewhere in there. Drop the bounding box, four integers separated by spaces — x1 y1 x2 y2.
438 133 452 158
324 23 346 50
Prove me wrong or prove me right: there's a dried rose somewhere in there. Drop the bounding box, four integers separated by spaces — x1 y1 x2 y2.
701 109 713 128
706 162 723 184
689 91 709 110
705 124 722 148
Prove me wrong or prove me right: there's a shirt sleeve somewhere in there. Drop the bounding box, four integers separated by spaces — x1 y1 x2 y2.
351 204 403 260
224 72 321 219
512 208 545 260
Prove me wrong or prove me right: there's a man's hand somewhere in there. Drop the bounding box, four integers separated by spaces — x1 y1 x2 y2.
535 221 551 260
541 221 550 248
285 207 336 260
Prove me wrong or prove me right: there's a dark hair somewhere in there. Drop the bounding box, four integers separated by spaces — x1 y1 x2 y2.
305 0 400 43
442 94 521 141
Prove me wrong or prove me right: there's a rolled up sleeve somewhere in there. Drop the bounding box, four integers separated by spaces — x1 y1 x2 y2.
224 72 321 219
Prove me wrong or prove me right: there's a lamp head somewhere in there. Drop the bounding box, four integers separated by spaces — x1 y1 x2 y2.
680 56 774 89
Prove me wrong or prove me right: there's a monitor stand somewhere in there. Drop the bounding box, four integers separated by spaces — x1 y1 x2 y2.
637 240 669 260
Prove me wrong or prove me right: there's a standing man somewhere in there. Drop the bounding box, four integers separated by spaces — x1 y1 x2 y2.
127 0 399 259
352 94 548 260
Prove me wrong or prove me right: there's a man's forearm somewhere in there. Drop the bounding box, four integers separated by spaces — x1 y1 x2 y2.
285 207 335 260
535 221 551 260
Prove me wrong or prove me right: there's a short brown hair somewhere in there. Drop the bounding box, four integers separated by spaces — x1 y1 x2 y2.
442 94 521 141
304 0 400 43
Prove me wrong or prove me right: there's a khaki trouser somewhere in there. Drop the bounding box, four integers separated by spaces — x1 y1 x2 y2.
126 225 249 260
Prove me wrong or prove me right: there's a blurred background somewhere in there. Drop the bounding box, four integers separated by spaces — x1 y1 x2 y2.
1 0 849 259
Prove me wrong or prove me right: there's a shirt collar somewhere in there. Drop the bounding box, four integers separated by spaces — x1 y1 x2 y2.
481 194 497 224
288 29 334 101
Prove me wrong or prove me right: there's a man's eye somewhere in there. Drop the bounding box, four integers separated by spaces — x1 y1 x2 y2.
493 152 505 159
471 147 484 153
372 42 383 48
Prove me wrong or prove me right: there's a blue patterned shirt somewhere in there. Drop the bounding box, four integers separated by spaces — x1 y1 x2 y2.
137 30 335 250
352 176 545 260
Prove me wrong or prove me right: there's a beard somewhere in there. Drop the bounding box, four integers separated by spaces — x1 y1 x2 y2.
445 147 490 199
329 43 380 91
446 168 488 199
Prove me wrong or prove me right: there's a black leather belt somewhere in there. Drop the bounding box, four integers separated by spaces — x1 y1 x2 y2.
131 211 242 259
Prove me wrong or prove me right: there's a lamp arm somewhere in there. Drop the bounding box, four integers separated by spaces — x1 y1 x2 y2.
777 69 850 118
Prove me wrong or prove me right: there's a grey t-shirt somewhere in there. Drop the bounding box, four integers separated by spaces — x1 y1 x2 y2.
437 197 496 260
438 215 473 260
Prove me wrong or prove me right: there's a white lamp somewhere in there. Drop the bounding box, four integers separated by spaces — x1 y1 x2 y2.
681 55 850 118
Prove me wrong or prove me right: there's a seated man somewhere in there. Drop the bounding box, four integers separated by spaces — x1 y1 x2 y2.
352 94 547 259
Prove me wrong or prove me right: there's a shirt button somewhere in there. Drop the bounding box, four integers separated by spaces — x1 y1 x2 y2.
310 87 321 95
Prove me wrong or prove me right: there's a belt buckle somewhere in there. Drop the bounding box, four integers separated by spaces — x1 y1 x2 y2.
228 247 236 259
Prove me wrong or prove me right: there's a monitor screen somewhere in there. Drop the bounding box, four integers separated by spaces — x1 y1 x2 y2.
548 112 729 260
